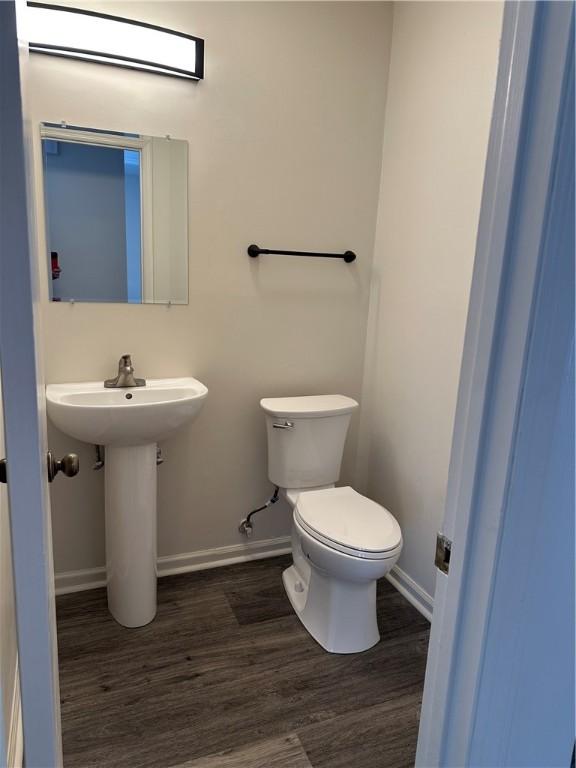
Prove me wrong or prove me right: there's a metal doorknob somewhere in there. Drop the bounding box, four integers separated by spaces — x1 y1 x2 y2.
0 451 80 483
47 451 80 483
0 453 79 484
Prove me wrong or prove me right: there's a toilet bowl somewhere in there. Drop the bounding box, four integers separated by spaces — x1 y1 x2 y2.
261 395 403 654
283 486 402 653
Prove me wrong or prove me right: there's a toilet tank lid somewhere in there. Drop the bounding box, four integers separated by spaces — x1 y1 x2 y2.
260 395 359 418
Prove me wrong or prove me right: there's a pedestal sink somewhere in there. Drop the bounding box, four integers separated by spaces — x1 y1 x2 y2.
46 378 208 627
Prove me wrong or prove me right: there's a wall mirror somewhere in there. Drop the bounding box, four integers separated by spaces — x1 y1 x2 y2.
40 123 188 304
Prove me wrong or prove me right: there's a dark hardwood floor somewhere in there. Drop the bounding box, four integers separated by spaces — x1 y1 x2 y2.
56 555 430 768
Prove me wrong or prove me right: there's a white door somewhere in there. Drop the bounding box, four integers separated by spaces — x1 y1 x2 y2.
0 2 63 765
417 2 575 765
0 387 21 768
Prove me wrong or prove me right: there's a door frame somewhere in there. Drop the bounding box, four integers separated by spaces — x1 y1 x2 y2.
0 2 62 765
416 1 574 764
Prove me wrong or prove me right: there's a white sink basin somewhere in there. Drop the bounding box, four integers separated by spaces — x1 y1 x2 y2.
46 375 208 629
46 377 208 446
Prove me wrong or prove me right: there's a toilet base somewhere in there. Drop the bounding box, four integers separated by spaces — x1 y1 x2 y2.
283 563 380 654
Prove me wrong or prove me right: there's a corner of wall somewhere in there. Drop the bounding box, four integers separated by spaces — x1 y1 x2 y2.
351 2 396 496
353 1 504 602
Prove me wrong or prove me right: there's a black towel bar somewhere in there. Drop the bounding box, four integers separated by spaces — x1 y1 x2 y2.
247 244 356 263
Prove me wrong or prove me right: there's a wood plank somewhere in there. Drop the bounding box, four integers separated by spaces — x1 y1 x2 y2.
224 558 294 625
56 555 429 768
173 733 312 768
298 692 422 768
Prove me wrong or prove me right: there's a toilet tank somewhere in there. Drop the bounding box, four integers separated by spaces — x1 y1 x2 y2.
260 395 359 489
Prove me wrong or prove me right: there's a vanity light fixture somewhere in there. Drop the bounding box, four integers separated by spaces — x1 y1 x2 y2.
25 2 204 80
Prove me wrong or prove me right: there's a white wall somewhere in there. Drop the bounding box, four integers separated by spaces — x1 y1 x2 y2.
28 2 394 574
356 2 503 600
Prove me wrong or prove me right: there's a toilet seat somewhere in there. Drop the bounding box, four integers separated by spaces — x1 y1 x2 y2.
294 486 402 560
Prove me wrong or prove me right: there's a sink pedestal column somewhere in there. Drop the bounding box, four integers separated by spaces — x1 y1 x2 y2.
105 443 157 627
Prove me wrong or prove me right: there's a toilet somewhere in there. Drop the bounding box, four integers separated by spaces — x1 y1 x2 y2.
261 395 403 654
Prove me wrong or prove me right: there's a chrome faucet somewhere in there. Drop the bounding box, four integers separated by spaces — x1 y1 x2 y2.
104 354 146 388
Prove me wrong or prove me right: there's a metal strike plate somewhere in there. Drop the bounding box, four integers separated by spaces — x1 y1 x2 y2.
435 533 452 575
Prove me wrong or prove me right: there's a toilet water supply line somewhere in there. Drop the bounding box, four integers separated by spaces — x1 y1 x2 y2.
239 486 280 537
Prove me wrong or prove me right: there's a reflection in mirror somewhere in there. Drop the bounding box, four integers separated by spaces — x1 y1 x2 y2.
40 123 188 304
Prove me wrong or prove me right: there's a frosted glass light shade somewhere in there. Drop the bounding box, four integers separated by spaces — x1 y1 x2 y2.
24 2 204 80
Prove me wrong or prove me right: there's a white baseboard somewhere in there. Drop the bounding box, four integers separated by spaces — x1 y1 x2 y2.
55 539 434 627
386 565 434 622
55 566 106 595
7 662 22 768
55 536 292 595
156 536 291 577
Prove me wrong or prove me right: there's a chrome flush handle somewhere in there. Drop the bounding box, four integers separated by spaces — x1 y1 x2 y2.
273 421 294 430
